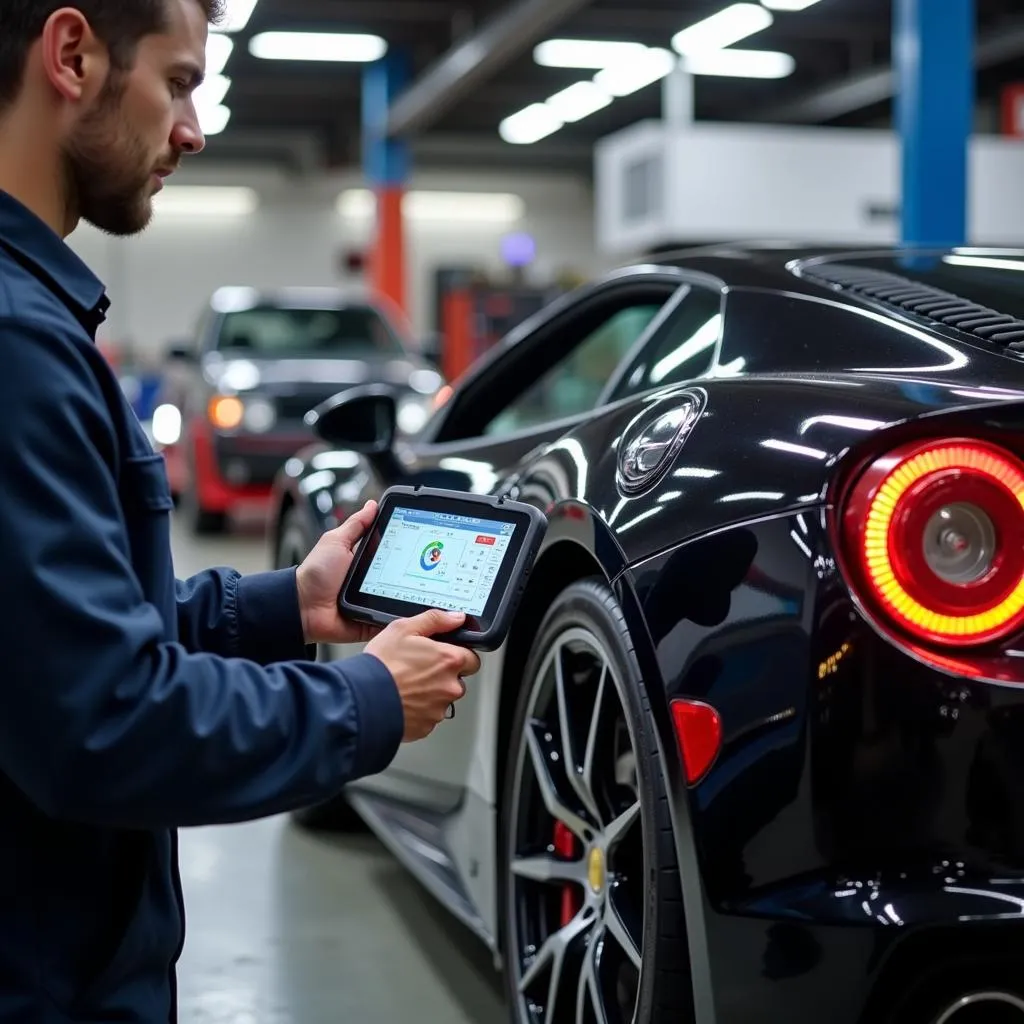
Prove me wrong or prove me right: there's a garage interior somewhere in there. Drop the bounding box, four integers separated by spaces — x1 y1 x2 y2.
55 0 1024 1022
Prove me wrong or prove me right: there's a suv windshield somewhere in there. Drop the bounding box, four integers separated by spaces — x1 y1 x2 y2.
832 254 1024 320
216 305 406 357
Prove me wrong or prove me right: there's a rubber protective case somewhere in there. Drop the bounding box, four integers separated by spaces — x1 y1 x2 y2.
338 485 549 651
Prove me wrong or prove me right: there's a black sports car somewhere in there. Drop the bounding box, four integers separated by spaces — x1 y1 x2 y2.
269 246 1024 1024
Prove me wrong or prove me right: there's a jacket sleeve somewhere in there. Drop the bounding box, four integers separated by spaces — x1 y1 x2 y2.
175 567 313 664
0 321 404 829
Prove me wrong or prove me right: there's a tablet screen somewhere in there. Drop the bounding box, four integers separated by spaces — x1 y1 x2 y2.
358 505 517 616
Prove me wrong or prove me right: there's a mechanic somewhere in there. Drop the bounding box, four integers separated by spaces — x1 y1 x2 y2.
0 2 480 1021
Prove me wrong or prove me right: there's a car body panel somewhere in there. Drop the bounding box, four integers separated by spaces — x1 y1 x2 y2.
269 248 1024 1022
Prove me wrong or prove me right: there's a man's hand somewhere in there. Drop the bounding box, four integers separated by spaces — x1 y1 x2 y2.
365 609 482 741
295 500 380 645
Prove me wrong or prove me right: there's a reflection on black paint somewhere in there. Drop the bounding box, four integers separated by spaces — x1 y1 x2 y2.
761 923 823 981
965 714 1024 868
638 528 759 643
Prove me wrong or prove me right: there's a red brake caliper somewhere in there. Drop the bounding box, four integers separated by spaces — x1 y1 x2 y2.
553 821 582 926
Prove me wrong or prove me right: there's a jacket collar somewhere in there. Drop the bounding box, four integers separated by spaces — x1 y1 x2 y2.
0 189 110 337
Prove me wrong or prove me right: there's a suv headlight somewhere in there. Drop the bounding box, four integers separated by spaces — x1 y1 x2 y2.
209 395 244 430
208 395 277 433
243 397 277 433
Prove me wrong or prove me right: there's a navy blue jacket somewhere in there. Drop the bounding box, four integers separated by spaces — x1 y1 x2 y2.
0 190 405 1022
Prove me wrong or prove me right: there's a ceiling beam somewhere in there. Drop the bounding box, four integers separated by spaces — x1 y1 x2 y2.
572 7 888 42
201 128 327 174
253 0 459 25
384 0 594 137
410 131 593 166
755 16 1024 123
228 74 534 108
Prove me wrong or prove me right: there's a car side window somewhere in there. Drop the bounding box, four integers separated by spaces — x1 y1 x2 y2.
604 287 723 403
481 303 664 438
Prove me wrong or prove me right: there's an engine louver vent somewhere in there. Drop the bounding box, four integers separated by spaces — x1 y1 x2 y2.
800 262 1024 351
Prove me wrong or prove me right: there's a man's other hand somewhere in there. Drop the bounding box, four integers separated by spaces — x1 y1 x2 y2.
296 500 379 645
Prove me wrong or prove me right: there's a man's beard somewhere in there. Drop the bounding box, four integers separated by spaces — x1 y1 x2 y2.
61 75 158 237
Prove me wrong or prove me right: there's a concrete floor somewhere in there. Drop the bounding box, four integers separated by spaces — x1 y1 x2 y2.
170 515 506 1024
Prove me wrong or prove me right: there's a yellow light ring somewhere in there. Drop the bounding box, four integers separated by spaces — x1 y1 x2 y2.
862 444 1024 641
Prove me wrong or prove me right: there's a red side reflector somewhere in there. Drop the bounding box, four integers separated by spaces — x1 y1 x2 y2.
670 699 722 784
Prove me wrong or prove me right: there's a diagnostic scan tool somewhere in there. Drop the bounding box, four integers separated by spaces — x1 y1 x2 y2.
339 485 548 651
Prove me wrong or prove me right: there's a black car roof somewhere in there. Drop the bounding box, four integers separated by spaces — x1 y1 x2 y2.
648 242 1024 291
645 243 1024 353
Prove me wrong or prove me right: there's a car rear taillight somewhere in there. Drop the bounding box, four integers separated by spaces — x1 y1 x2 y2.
843 438 1024 647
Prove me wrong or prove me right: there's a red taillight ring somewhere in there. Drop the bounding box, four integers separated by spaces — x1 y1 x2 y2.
846 439 1024 646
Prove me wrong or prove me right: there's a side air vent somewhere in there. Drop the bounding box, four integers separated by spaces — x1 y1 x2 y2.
800 262 1024 352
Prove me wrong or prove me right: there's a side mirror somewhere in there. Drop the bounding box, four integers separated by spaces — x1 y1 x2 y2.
305 384 398 453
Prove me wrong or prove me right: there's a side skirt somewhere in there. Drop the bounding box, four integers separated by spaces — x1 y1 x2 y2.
344 789 497 954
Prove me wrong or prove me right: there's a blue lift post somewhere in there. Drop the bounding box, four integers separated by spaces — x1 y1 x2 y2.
894 0 975 249
362 49 411 317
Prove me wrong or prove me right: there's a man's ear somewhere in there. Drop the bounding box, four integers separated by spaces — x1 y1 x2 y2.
38 8 110 104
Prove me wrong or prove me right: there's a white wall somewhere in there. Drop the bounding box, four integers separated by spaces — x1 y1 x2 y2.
66 164 608 359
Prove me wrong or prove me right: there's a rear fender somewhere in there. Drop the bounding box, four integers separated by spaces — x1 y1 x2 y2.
571 373 1024 570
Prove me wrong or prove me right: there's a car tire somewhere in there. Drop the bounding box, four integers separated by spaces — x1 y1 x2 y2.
499 578 691 1024
276 506 366 835
275 506 313 570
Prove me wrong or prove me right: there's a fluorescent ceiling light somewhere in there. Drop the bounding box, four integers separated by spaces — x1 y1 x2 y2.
193 73 230 108
218 0 258 32
594 47 677 97
499 103 564 145
404 192 524 221
534 38 649 69
249 31 387 62
153 186 257 217
682 49 795 78
206 32 234 75
338 190 376 219
762 0 822 9
336 190 525 223
671 3 773 55
545 81 612 122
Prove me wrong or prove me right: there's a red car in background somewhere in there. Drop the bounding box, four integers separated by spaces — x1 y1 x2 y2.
153 285 444 534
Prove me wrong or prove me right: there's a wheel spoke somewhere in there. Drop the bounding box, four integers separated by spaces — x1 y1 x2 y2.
526 723 591 841
555 649 602 825
581 664 609 817
512 853 588 886
576 927 610 1024
604 896 642 970
604 799 640 851
518 909 595 1022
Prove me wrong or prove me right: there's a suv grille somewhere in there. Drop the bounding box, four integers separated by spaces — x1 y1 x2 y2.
274 390 344 422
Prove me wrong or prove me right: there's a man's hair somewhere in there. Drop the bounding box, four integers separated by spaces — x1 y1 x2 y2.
0 0 224 108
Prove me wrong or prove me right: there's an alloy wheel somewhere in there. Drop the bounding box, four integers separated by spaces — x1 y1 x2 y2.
507 626 646 1024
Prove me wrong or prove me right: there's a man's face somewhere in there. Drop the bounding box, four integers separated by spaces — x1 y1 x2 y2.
63 0 208 236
